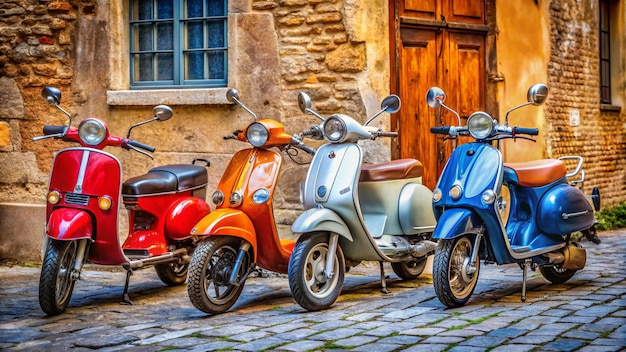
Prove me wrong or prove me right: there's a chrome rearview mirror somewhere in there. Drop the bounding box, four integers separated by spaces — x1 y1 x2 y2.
426 87 446 108
381 95 401 114
527 84 549 106
153 105 173 122
298 92 312 113
42 87 62 106
226 88 257 121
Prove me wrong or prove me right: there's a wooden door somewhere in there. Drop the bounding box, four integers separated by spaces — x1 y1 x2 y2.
390 0 487 189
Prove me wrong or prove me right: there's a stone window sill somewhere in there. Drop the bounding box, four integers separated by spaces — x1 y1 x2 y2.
600 104 621 112
106 88 232 106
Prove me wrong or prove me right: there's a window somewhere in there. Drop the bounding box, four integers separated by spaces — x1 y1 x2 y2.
130 0 227 89
599 0 611 104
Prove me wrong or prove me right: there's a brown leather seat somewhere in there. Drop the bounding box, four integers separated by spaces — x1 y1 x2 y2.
360 159 423 182
504 159 566 187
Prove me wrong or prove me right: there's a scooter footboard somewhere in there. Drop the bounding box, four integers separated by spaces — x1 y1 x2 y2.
433 208 482 240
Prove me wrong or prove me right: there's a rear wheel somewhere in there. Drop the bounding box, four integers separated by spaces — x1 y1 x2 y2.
155 262 189 286
539 265 577 284
433 236 480 308
288 233 345 311
391 257 427 280
39 240 79 315
187 237 249 314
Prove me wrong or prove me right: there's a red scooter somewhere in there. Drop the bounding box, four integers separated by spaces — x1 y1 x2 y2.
34 87 212 315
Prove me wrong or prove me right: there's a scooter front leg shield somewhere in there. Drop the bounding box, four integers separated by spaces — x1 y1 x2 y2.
46 208 93 240
291 208 353 242
432 208 482 240
191 208 257 258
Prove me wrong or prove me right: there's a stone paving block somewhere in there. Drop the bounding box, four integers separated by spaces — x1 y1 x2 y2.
232 336 286 351
380 306 436 320
489 344 535 352
487 327 526 338
333 334 379 347
377 334 421 345
524 322 577 336
421 335 466 344
400 327 447 336
575 304 621 317
542 338 585 351
348 320 388 330
262 321 310 334
311 327 363 341
402 343 449 351
274 339 325 351
277 328 323 340
589 337 626 346
345 312 385 322
351 342 401 352
562 329 600 340
135 328 201 345
359 321 417 337
229 329 272 342
460 335 508 348
308 319 354 331
181 340 238 352
510 334 556 344
577 346 624 352
558 315 597 324
73 334 138 349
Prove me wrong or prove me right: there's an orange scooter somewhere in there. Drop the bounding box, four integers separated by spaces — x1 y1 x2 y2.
187 88 315 314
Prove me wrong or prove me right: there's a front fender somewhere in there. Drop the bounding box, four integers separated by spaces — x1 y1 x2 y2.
432 208 482 240
46 208 93 240
191 208 257 257
291 208 353 242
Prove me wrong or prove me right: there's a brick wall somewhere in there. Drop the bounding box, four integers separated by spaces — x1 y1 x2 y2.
546 0 626 207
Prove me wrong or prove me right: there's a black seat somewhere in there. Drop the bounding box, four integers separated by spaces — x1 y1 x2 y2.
122 164 208 196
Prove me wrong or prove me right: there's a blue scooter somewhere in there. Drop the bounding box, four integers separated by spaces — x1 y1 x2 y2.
426 84 601 308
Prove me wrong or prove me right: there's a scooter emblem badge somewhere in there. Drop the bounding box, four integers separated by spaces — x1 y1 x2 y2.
317 186 327 198
328 151 335 159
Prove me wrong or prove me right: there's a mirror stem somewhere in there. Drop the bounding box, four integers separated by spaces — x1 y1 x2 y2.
126 116 158 138
230 97 257 121
503 102 532 125
305 108 325 121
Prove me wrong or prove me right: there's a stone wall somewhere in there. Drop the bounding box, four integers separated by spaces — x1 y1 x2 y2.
546 0 626 207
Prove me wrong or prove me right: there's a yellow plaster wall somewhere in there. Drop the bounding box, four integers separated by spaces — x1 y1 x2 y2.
495 1 551 163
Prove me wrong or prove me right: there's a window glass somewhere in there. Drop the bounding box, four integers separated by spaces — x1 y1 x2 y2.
130 0 227 88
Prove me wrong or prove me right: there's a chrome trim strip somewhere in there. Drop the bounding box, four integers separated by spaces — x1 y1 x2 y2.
74 150 90 193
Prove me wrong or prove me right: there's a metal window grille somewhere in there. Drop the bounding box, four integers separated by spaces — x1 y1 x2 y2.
599 0 611 104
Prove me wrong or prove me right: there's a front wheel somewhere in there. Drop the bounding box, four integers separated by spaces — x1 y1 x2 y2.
187 237 250 314
391 257 428 280
155 262 189 286
539 265 577 284
288 233 345 311
38 239 79 315
433 236 480 308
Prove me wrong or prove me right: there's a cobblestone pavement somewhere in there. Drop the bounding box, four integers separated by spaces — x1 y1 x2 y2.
0 229 624 352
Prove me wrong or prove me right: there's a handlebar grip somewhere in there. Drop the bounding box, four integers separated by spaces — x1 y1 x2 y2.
430 126 451 135
43 125 67 135
298 144 316 156
378 131 398 138
513 127 539 136
128 140 155 153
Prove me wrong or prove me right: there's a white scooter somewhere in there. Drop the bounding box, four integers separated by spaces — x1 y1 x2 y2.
287 93 437 311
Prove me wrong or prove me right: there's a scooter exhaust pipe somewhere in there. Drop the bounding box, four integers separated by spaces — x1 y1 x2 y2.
411 240 438 258
124 248 188 270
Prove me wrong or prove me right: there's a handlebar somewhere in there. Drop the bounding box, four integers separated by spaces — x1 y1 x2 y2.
125 139 155 153
43 125 67 136
512 126 539 136
430 126 451 135
375 131 398 138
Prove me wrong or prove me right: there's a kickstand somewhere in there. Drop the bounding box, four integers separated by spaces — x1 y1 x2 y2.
121 269 134 305
379 262 390 294
521 259 530 302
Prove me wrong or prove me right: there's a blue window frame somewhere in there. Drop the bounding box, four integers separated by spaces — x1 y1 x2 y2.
130 0 227 89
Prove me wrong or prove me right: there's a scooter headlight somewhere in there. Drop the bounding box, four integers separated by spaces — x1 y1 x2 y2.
212 190 224 206
78 118 107 146
323 115 347 142
433 188 442 203
246 122 269 147
467 112 494 140
98 195 112 210
47 190 60 205
449 185 463 200
229 190 243 207
252 188 270 204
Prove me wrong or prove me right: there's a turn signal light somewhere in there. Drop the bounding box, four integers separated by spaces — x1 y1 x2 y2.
98 196 112 210
47 191 60 205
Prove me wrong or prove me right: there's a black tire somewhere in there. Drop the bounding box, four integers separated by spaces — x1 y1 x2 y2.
539 265 577 284
38 240 79 315
288 233 345 311
155 262 189 286
187 237 249 314
433 236 480 308
391 257 428 280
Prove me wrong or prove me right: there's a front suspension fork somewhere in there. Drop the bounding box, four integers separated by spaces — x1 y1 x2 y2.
467 232 483 275
323 233 339 281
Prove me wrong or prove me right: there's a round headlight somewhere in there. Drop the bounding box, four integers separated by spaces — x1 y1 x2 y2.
47 191 60 205
252 188 270 204
323 116 346 142
467 112 494 140
78 118 107 146
212 190 224 206
433 188 442 203
449 185 463 200
246 123 269 147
